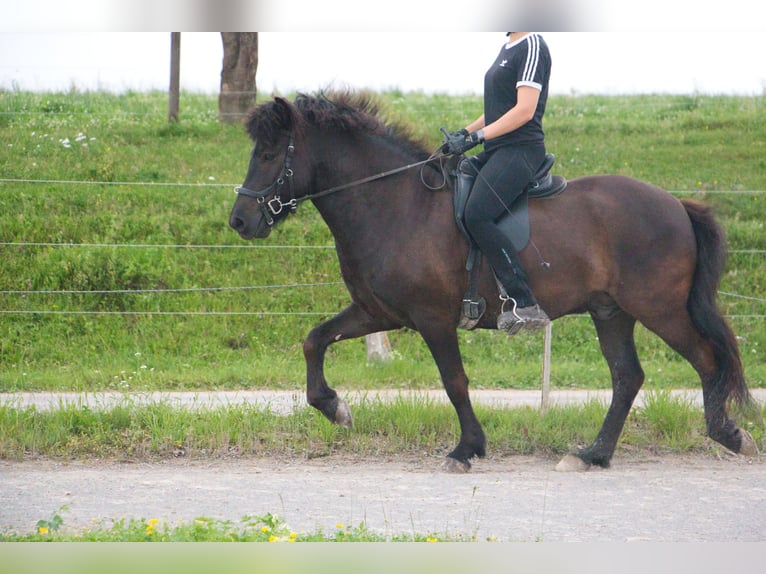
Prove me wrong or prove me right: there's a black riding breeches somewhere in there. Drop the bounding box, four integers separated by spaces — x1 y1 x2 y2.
463 143 545 307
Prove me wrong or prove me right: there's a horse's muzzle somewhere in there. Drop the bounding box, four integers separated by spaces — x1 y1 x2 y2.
229 211 271 240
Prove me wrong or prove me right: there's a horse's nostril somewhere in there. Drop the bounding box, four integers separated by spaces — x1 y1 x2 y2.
230 215 245 231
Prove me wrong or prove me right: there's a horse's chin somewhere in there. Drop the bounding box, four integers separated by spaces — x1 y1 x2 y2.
255 225 272 239
240 228 271 240
238 221 272 240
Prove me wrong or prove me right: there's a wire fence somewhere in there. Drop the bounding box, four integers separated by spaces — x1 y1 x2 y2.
2 175 766 318
1 243 764 317
4 177 766 195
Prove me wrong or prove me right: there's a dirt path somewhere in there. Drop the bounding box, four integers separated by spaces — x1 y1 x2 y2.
2 453 765 542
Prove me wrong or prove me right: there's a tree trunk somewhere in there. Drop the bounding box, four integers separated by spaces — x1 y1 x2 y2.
219 33 258 124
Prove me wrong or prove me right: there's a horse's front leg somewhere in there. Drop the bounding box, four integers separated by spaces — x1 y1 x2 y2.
303 303 398 427
418 324 486 473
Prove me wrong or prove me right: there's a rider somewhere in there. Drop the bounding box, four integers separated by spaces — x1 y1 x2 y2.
442 32 552 336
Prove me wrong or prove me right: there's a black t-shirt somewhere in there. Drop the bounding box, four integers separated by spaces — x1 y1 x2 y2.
483 34 551 150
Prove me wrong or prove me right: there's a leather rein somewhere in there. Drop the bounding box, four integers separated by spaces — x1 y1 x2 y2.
235 134 447 227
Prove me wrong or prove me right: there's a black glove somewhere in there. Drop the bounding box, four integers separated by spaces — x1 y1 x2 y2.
440 127 484 155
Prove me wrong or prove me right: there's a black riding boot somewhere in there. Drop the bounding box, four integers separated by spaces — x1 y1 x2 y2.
494 246 550 336
456 156 549 336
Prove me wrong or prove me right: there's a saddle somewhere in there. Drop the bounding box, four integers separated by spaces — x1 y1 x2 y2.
452 153 567 329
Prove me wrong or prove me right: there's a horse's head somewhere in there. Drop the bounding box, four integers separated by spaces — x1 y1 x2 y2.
230 90 437 239
229 97 308 239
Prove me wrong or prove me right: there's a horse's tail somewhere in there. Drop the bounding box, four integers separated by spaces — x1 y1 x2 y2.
682 198 751 409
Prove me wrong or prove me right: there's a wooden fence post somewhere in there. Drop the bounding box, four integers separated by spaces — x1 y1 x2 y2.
168 32 181 123
541 322 552 413
366 332 393 362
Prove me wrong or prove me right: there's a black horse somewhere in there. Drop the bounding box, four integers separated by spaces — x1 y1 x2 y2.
229 91 756 472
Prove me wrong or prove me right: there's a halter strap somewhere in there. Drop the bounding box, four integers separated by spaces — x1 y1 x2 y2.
235 136 295 201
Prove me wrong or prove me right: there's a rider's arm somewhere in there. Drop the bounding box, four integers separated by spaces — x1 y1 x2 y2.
479 86 539 141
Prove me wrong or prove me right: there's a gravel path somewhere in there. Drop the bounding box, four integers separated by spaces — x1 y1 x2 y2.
1 454 764 542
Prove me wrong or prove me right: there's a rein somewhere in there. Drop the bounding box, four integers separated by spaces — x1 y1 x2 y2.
235 134 447 226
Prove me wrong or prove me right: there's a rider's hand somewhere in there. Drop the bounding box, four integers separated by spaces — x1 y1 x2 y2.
440 128 484 155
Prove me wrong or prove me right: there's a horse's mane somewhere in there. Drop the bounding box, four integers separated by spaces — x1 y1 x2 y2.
244 90 432 160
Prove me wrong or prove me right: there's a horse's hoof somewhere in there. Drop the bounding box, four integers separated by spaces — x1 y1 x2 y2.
739 429 759 457
334 398 353 428
442 457 471 474
555 454 591 472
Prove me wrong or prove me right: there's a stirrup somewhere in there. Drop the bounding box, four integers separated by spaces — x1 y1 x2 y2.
497 298 550 336
497 298 526 336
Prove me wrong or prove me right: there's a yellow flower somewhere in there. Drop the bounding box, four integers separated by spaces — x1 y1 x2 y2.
268 535 278 543
426 537 438 543
335 523 344 530
148 519 159 526
38 527 49 535
289 532 298 543
261 526 270 533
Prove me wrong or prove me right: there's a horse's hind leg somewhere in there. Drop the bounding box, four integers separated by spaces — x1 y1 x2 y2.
303 303 399 427
557 311 644 471
641 311 757 456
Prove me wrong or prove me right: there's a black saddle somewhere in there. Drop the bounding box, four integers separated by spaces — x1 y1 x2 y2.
527 153 567 199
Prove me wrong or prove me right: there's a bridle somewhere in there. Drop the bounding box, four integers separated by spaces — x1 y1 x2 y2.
234 135 298 227
235 133 448 228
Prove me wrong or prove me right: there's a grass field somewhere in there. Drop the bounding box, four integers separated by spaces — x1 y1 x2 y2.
1 90 765 393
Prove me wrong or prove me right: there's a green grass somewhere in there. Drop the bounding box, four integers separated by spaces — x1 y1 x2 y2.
2 392 762 461
1 89 765 393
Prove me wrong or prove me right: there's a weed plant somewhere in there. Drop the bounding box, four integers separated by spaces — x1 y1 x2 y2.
1 507 452 542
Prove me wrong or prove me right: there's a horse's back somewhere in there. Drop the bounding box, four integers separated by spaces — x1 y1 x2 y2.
526 174 698 318
533 174 694 249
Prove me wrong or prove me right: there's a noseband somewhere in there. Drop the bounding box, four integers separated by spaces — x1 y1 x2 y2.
234 135 297 227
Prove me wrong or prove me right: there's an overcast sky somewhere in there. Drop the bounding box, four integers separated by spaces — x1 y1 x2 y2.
1 32 765 96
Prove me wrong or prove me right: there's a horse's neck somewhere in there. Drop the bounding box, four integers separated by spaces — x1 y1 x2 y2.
311 137 422 233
